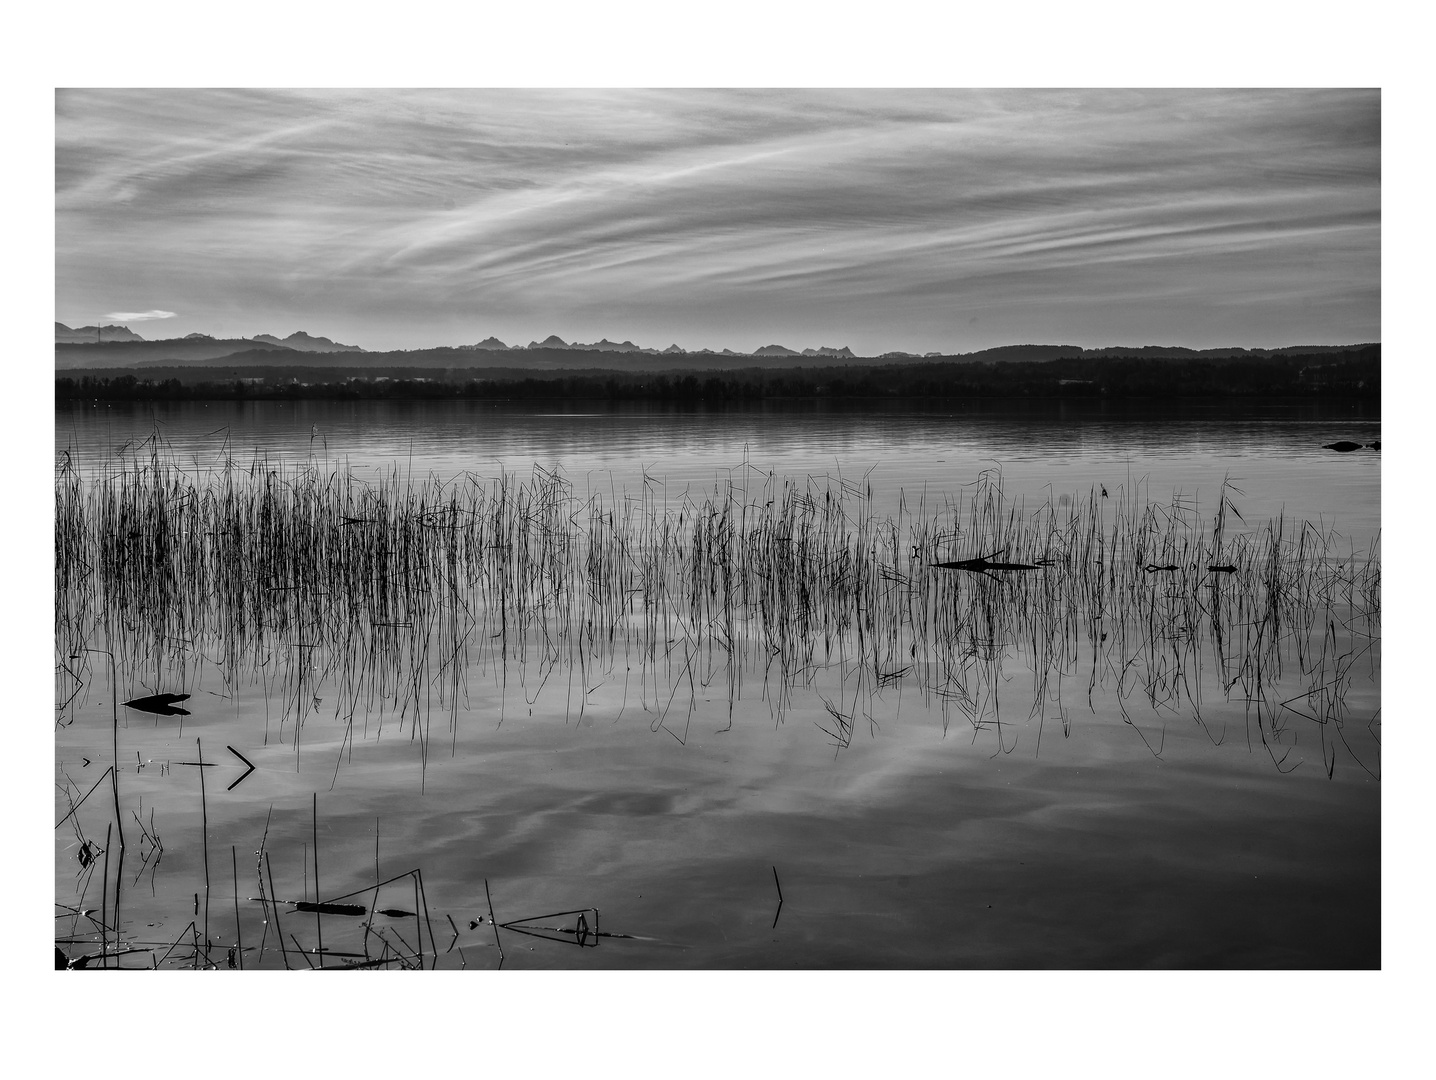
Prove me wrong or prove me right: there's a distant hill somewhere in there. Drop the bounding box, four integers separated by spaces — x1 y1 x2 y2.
252 331 363 353
55 337 298 370
1071 344 1377 360
56 322 146 343
954 344 1081 362
801 346 856 358
754 344 800 357
464 337 512 350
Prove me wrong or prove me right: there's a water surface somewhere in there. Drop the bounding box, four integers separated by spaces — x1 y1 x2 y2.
57 398 1381 539
54 399 1381 969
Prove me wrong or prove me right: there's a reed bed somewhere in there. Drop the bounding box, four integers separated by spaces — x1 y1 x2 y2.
54 436 1381 970
55 438 1380 773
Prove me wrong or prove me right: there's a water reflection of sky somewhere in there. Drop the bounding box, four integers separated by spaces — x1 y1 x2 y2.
59 400 1381 543
57 649 1379 968
54 397 1382 968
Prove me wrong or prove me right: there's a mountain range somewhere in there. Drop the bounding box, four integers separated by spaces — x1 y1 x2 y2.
57 323 361 351
55 323 1376 373
466 336 860 358
753 345 858 358
252 331 363 352
55 322 147 344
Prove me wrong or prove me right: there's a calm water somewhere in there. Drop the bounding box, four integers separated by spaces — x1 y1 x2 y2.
54 400 1381 968
57 398 1382 540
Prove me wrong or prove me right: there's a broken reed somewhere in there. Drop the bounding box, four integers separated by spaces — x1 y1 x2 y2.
55 443 1380 757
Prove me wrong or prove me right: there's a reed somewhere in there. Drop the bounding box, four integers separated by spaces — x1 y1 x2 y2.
56 439 1380 778
54 436 1381 969
231 844 243 970
197 736 210 952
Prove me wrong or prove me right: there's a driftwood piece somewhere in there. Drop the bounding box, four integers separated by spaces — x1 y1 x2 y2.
121 693 191 716
931 548 1048 580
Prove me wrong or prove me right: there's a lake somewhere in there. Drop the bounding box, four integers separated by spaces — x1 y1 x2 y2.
54 398 1380 968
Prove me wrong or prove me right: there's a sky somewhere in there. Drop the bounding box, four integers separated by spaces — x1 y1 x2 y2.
55 88 1378 355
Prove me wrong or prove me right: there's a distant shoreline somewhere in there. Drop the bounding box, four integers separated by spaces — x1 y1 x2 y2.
55 347 1379 405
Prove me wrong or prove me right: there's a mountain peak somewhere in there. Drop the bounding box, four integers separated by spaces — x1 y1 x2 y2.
574 338 643 352
253 331 362 353
56 322 146 343
801 345 856 358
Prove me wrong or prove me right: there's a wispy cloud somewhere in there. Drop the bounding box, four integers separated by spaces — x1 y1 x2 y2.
56 89 1379 352
104 309 177 322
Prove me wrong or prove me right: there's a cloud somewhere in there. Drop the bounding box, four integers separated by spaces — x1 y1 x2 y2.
104 310 177 322
57 89 1379 352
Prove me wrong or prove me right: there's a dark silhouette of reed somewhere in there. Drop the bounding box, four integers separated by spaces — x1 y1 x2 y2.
54 436 1381 967
55 439 1379 779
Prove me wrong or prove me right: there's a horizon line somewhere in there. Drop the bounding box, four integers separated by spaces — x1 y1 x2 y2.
54 322 1379 358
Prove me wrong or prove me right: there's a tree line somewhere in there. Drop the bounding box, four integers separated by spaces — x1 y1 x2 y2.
55 348 1379 404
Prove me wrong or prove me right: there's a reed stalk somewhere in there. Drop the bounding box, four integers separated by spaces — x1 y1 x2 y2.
56 442 1380 776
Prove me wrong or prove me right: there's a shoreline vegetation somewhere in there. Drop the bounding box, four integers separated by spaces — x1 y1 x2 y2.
57 435 1380 773
55 347 1378 403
